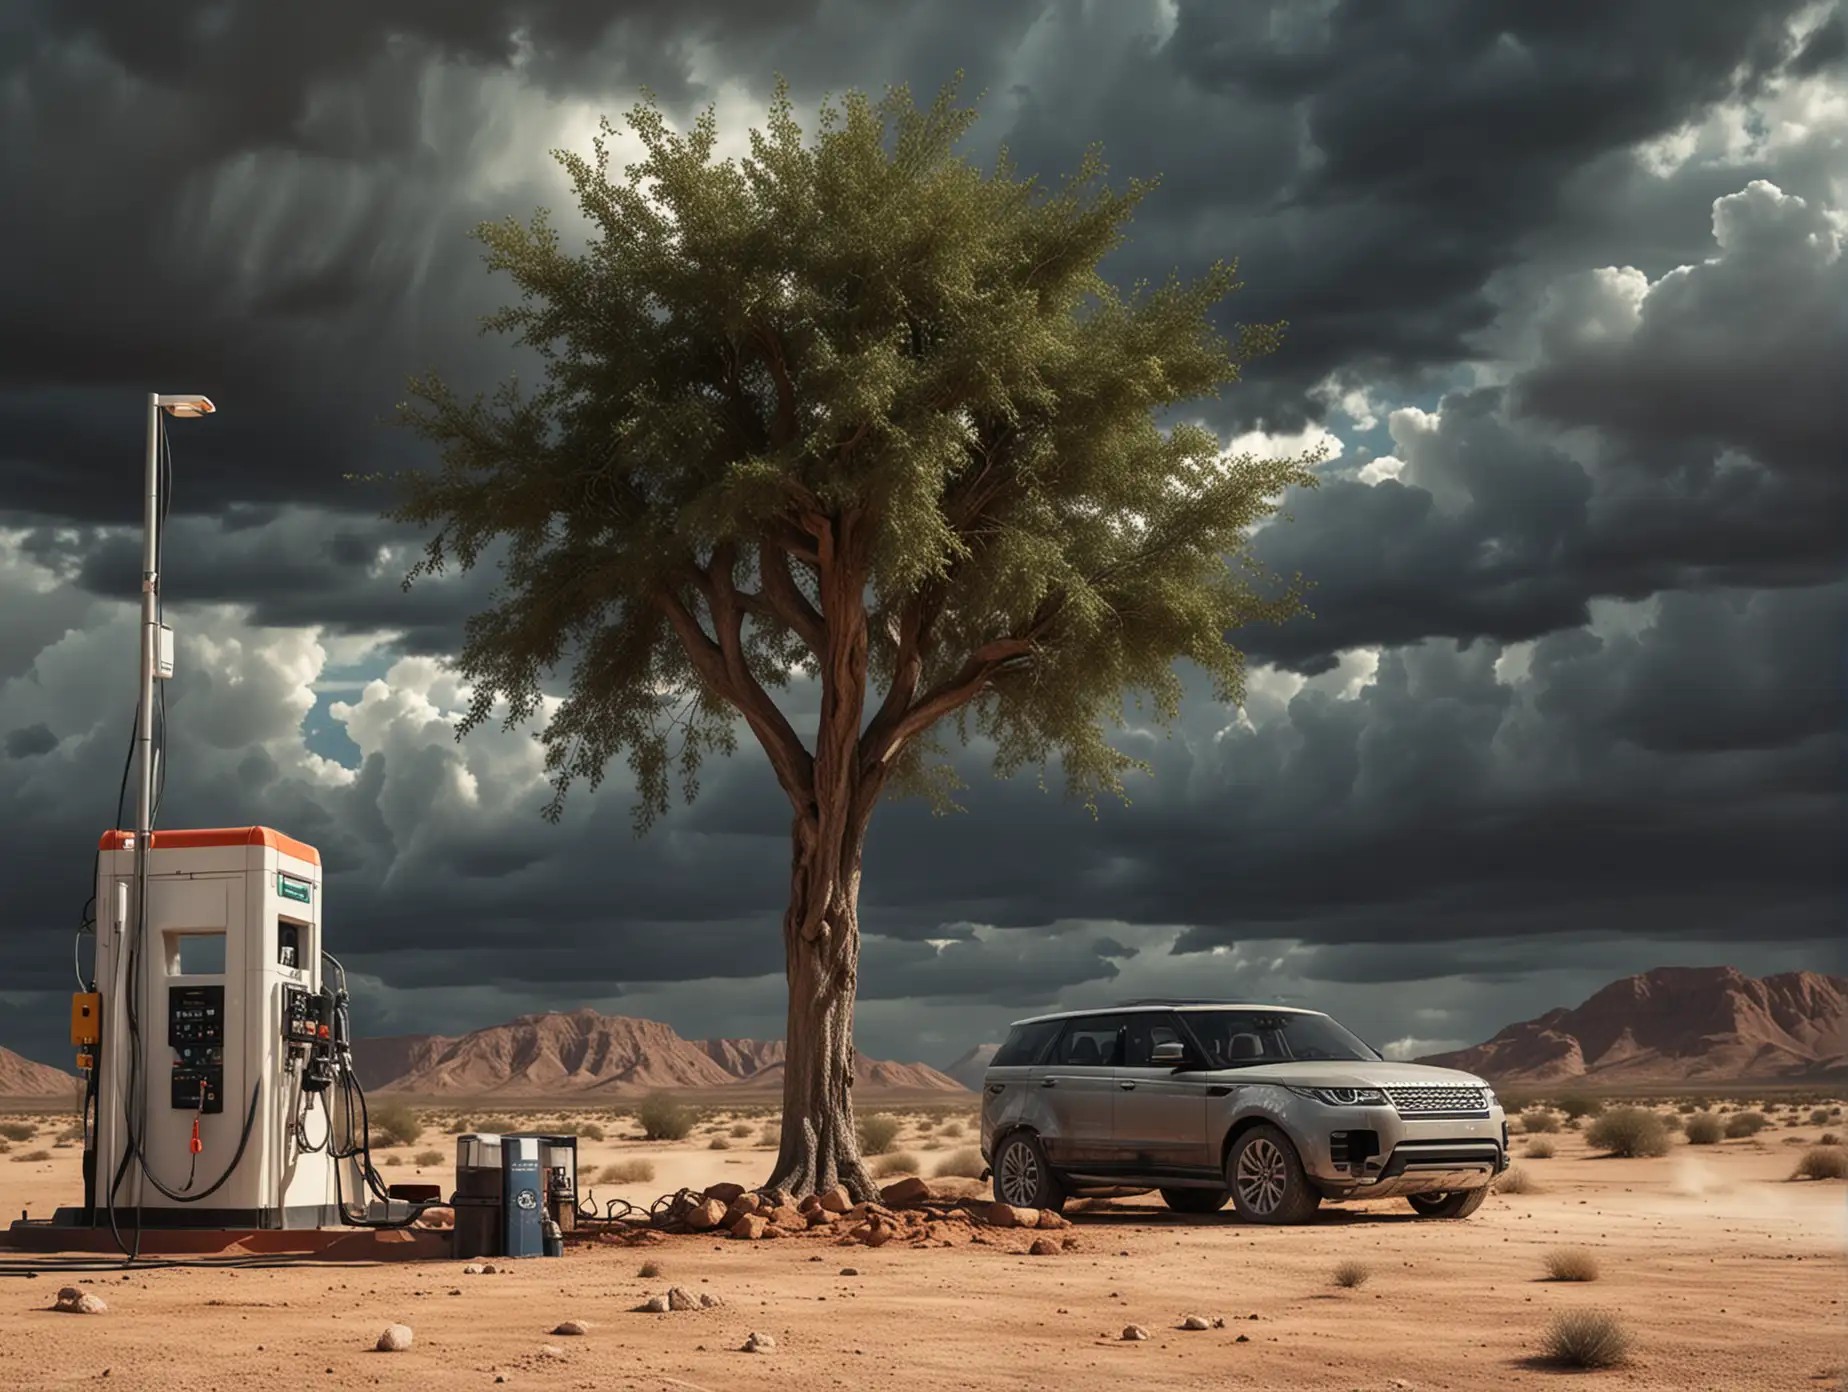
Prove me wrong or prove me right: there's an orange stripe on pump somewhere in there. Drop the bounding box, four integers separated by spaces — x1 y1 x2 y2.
97 826 322 868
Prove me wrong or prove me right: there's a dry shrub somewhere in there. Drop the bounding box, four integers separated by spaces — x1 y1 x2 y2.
758 1126 782 1149
57 1122 86 1143
708 1136 731 1150
383 1154 403 1167
1544 1247 1601 1282
871 1151 919 1178
729 1122 754 1138
1585 1107 1669 1158
857 1113 902 1155
0 1139 9 1153
1658 1111 1683 1133
1808 1108 1831 1126
1676 1100 1698 1114
576 1121 606 1142
476 1115 516 1133
1331 1260 1370 1288
0 1121 36 1142
599 1159 655 1184
368 1101 422 1148
1542 1309 1632 1368
637 1093 697 1141
413 1149 445 1167
933 1147 986 1178
1724 1111 1768 1139
1523 1138 1556 1159
1554 1093 1602 1120
1520 1110 1560 1134
939 1120 965 1138
1495 1165 1540 1194
1684 1113 1724 1145
11 1149 51 1163
637 1259 663 1278
446 1117 472 1133
1793 1146 1848 1181
1820 1132 1842 1147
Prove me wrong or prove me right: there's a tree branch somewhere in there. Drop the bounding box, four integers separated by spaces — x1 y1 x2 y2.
753 540 825 655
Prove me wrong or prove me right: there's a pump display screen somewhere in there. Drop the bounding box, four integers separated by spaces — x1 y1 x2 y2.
169 984 225 1113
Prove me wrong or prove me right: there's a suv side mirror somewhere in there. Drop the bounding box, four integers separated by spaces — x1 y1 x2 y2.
1151 1041 1187 1067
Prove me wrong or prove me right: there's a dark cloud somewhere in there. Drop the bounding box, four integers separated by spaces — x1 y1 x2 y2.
0 0 1844 1072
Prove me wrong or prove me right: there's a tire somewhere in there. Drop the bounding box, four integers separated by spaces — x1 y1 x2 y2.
992 1131 1066 1212
1225 1124 1322 1225
1160 1187 1227 1215
1406 1187 1488 1219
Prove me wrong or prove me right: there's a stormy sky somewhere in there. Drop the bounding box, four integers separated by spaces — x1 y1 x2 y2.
1 0 1843 1074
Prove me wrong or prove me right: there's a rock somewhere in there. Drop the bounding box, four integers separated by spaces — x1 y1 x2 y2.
1028 1237 1060 1256
375 1325 414 1352
414 1206 455 1229
806 1209 837 1228
729 1214 769 1241
761 1187 793 1209
685 1198 728 1231
818 1186 853 1213
798 1193 823 1214
742 1332 777 1354
667 1287 700 1312
551 1320 590 1336
1235 1334 1250 1343
1035 1209 1068 1229
461 1264 487 1275
880 1176 932 1208
703 1182 746 1206
1121 1324 1149 1341
724 1196 761 1225
53 1287 107 1315
1212 1317 1227 1329
839 1267 860 1276
769 1204 807 1230
699 1292 724 1308
1180 1315 1211 1330
538 1344 565 1358
637 1294 671 1313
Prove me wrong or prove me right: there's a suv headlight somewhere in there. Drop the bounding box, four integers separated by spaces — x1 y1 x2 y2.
1483 1087 1500 1110
1287 1086 1388 1107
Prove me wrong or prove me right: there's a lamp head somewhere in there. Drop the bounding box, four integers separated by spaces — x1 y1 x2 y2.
156 395 215 418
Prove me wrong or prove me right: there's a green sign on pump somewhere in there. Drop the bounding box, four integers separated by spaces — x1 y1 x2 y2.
278 874 311 904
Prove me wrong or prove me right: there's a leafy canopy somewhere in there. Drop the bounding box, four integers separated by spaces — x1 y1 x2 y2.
392 77 1317 831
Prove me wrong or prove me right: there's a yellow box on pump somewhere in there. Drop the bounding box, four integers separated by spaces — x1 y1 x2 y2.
71 992 100 1046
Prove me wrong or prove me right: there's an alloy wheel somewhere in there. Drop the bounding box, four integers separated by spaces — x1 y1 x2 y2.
998 1138 1041 1206
1234 1136 1287 1215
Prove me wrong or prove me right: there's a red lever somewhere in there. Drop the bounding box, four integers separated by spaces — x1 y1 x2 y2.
190 1116 202 1155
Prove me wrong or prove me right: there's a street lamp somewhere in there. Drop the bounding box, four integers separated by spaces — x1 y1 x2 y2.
134 393 215 860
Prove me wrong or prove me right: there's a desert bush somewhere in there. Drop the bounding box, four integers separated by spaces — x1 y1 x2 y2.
599 1159 656 1184
413 1149 445 1167
0 1121 37 1142
1805 1108 1829 1125
933 1147 986 1178
576 1121 605 1142
1585 1107 1670 1158
871 1151 920 1178
446 1117 472 1133
708 1136 731 1150
1495 1165 1540 1194
758 1126 782 1149
730 1122 754 1138
0 1139 9 1153
1657 1111 1682 1132
1520 1110 1559 1134
857 1113 902 1155
1684 1114 1724 1145
1676 1100 1698 1114
1793 1146 1848 1181
1543 1247 1601 1282
637 1259 663 1278
637 1093 697 1141
1725 1111 1768 1139
939 1120 965 1139
1331 1260 1370 1288
1542 1309 1632 1368
1554 1093 1602 1120
383 1154 403 1166
1821 1132 1841 1147
57 1122 86 1143
474 1115 515 1133
1523 1138 1556 1159
11 1149 51 1162
1563 1117 1582 1131
369 1101 422 1148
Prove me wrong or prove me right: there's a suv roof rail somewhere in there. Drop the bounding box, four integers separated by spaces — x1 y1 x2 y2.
1114 997 1234 1006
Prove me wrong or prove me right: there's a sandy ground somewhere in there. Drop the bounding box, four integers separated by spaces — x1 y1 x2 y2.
1 1100 1845 1391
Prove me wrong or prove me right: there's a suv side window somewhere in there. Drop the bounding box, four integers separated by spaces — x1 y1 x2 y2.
992 1020 1061 1068
1052 1016 1126 1067
1123 1012 1190 1068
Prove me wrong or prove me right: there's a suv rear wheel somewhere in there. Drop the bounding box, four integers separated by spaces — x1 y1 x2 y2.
992 1131 1065 1212
1406 1188 1488 1219
1226 1124 1321 1225
1160 1187 1227 1215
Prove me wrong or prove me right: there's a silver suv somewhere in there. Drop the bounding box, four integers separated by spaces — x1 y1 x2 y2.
980 1001 1509 1224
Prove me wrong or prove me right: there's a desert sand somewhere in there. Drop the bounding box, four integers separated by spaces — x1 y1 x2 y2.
2 1098 1844 1391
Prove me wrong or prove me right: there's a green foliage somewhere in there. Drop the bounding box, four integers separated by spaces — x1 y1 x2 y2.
369 1101 422 1148
1585 1107 1669 1158
856 1113 902 1155
637 1093 697 1141
389 76 1318 834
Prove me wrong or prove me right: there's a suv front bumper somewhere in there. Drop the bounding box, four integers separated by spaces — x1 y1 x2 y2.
1299 1108 1509 1200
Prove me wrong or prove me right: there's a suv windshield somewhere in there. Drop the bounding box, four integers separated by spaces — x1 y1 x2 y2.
1183 1010 1379 1066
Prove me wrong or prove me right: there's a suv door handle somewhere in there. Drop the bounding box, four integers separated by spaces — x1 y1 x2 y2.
1039 1078 1057 1088
1118 1081 1136 1090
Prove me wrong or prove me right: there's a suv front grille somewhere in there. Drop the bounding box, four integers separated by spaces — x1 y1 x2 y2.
1385 1085 1489 1116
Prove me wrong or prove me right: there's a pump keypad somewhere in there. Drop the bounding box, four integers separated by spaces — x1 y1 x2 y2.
168 985 225 1113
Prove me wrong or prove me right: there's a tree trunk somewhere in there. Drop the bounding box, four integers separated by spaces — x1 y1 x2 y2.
765 818 878 1201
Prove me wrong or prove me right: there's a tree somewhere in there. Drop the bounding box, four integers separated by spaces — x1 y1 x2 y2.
390 77 1318 1200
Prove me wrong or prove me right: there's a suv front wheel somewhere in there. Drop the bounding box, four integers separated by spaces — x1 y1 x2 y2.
992 1131 1066 1212
1226 1124 1321 1225
1406 1188 1488 1219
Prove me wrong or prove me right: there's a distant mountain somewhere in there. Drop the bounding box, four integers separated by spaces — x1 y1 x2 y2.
1419 967 1848 1084
363 1009 968 1096
0 1045 80 1100
946 1043 999 1090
